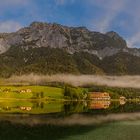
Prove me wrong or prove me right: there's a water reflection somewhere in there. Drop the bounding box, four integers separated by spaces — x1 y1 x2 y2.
0 100 140 140
0 100 139 115
89 100 111 109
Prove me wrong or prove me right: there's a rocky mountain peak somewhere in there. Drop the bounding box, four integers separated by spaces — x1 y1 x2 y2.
0 22 139 76
106 31 120 38
0 21 139 58
106 31 127 48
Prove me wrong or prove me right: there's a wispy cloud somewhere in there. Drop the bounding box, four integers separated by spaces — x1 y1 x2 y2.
0 21 22 33
0 0 31 9
55 0 75 5
0 0 30 5
0 0 39 33
89 0 127 33
124 1 140 48
127 32 140 48
0 0 140 48
86 0 140 48
55 0 65 5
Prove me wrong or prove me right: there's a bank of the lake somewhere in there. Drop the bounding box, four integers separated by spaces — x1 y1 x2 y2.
0 85 140 103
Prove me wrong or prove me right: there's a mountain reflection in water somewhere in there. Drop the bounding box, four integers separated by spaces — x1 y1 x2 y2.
0 113 140 140
0 100 140 140
0 112 140 126
0 100 139 115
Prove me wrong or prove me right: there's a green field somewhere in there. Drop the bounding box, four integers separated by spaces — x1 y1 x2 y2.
0 86 64 100
0 85 86 114
0 86 65 114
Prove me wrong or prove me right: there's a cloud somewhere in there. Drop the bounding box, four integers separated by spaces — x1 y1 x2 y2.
55 0 75 5
0 0 30 6
89 0 127 33
87 0 140 48
124 1 140 48
55 0 65 5
0 21 22 33
0 0 34 18
0 0 41 33
127 32 140 48
0 0 140 48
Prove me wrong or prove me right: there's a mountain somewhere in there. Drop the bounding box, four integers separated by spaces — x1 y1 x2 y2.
0 21 140 77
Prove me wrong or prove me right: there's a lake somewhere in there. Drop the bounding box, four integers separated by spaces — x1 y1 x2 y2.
0 100 140 140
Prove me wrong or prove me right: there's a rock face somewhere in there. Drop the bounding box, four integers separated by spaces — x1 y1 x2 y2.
0 21 139 59
0 21 140 77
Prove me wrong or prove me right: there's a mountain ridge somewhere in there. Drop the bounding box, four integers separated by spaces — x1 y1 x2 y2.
0 21 139 77
0 21 140 58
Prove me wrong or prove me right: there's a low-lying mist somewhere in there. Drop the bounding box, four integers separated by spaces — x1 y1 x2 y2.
1 113 140 126
4 74 140 88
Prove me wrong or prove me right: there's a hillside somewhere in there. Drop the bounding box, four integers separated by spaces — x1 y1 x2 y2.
0 22 140 77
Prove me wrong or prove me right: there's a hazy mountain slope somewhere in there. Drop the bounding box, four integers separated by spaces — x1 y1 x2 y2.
101 52 140 75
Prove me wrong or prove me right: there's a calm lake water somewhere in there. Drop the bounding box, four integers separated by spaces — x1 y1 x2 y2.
0 100 140 140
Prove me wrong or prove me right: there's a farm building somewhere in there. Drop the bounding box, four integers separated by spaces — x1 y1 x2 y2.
89 92 111 100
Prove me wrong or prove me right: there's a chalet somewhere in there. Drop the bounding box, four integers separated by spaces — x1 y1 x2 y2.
89 100 110 109
89 92 111 100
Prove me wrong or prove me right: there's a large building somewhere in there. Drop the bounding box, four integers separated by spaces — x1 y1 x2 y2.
89 92 111 100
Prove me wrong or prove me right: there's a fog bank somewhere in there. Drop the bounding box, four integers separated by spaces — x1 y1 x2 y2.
5 74 140 88
1 113 140 126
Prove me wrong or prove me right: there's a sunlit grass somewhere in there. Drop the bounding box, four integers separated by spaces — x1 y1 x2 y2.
0 86 64 99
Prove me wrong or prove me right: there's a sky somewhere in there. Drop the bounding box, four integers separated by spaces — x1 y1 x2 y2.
0 0 140 48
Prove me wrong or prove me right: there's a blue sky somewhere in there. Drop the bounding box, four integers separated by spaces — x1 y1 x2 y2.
0 0 140 48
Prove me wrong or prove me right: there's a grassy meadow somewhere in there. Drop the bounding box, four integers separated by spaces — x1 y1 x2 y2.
0 86 65 114
0 86 63 100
